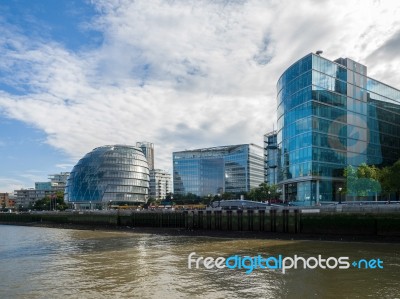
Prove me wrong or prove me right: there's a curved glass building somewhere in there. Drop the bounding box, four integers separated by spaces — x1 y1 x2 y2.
277 53 400 204
64 145 149 208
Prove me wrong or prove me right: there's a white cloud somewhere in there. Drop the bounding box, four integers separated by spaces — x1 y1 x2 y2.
0 178 24 193
55 163 75 169
0 0 400 174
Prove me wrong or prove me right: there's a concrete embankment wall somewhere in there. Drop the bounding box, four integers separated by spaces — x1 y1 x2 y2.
1 209 400 237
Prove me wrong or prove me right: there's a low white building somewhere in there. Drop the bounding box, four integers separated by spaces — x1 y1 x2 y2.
149 169 171 201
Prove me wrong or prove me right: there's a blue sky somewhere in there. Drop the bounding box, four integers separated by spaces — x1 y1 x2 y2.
1 0 400 192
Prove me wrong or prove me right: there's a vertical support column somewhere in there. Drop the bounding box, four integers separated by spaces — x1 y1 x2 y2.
259 210 265 231
270 209 276 232
206 210 212 230
237 210 243 231
192 211 196 229
294 209 299 234
215 211 222 230
247 210 254 231
282 209 289 233
184 211 189 229
227 210 232 230
198 210 204 229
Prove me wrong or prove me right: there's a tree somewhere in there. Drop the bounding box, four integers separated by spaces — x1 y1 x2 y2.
247 183 281 202
389 160 400 200
344 164 381 200
379 159 400 200
379 166 393 198
221 192 234 200
32 192 68 211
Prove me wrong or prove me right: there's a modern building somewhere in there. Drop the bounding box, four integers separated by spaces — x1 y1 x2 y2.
149 169 172 200
173 144 264 197
48 172 70 191
264 131 278 185
14 189 53 208
276 53 400 204
35 182 52 191
64 145 150 209
136 141 154 170
34 172 70 192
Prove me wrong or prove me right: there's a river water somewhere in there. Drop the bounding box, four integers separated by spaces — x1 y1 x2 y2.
0 225 399 299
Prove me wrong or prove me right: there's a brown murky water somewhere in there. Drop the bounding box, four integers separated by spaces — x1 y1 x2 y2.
0 225 399 298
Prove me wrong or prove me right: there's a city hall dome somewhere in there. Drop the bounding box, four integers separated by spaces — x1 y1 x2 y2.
64 145 149 208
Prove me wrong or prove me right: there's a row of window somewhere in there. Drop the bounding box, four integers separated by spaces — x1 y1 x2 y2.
280 161 346 181
280 102 371 137
280 146 312 165
68 171 149 180
374 107 400 128
281 116 312 139
79 165 149 173
278 87 372 122
102 153 147 160
312 55 347 81
367 78 400 101
277 54 312 93
279 91 398 132
369 97 400 113
99 158 149 167
369 118 400 137
278 71 312 105
66 189 149 202
312 71 347 95
278 143 384 174
79 178 150 187
277 87 311 118
102 193 147 201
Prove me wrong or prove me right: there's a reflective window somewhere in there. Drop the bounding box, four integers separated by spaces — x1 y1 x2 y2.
65 145 149 204
173 145 264 196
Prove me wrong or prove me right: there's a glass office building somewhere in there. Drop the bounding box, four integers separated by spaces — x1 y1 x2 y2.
173 144 264 197
64 145 149 208
277 53 400 204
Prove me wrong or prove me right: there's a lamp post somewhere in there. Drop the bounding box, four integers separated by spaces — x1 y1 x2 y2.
89 201 92 211
109 200 112 210
338 187 342 204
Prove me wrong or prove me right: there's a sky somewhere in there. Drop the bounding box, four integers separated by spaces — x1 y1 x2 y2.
1 0 400 193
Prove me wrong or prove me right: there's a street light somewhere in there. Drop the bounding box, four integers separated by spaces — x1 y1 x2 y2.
89 201 92 210
338 187 342 204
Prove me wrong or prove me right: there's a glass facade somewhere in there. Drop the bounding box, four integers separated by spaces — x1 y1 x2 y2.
64 145 149 207
264 131 278 185
277 53 400 204
173 144 264 197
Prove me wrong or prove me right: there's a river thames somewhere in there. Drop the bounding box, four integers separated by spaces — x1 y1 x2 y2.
0 225 399 299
